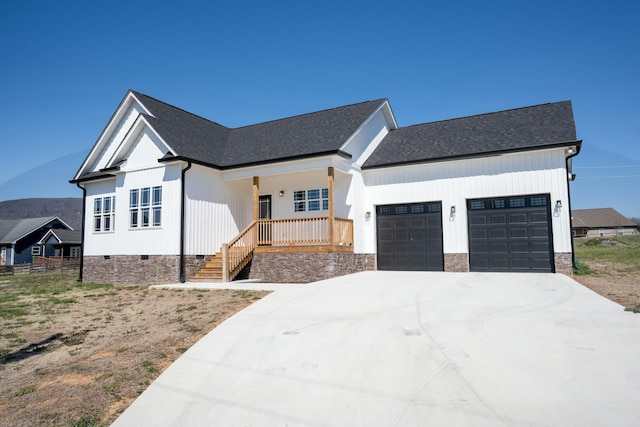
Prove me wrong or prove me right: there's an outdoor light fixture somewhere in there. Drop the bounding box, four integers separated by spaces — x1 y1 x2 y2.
450 206 456 214
556 200 562 209
365 211 371 220
279 190 285 197
566 148 574 155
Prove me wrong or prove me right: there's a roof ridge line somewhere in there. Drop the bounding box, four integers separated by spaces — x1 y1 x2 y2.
231 99 388 130
396 100 572 129
131 90 229 129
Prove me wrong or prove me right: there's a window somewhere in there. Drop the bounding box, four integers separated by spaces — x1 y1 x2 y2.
599 228 604 237
618 227 624 236
31 246 41 256
70 247 81 258
294 188 329 212
130 186 162 228
94 196 115 232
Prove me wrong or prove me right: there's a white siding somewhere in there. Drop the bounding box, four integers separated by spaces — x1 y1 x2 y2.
340 107 390 166
115 164 182 255
360 149 572 255
83 179 117 256
185 165 252 255
92 103 143 172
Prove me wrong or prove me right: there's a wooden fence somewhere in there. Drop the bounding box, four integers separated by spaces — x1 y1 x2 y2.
0 258 80 276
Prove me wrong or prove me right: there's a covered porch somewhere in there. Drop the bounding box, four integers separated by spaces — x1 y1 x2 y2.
192 167 355 282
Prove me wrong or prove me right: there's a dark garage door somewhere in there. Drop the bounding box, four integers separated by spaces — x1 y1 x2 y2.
376 202 443 271
467 194 554 272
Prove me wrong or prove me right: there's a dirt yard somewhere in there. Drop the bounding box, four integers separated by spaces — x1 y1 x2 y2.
0 273 269 427
572 261 640 309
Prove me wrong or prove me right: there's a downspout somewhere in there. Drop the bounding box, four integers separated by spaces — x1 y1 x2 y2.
565 142 582 270
179 161 192 283
75 182 86 282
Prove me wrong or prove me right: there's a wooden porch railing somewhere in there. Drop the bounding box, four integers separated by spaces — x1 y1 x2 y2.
222 217 354 282
222 220 258 282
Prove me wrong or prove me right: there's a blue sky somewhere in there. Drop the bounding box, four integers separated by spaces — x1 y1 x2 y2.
1 0 638 217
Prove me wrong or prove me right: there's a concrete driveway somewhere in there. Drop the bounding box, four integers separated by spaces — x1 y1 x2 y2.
113 272 640 426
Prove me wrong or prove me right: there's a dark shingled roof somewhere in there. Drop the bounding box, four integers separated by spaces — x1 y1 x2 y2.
0 217 64 244
362 101 578 169
45 229 82 244
132 91 385 168
572 208 637 228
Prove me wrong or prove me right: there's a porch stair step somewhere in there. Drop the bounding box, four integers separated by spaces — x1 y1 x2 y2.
190 252 224 282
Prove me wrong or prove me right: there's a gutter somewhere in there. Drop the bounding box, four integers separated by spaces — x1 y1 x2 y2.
564 140 583 270
179 161 192 283
75 182 87 282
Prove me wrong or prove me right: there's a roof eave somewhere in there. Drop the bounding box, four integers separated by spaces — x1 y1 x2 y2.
362 140 582 170
158 150 352 171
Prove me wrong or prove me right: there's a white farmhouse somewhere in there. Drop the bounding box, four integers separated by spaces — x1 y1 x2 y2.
71 91 581 284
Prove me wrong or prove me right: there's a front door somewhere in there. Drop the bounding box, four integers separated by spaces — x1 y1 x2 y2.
258 195 272 245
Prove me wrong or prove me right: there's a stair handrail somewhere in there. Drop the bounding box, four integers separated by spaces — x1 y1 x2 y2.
222 220 258 282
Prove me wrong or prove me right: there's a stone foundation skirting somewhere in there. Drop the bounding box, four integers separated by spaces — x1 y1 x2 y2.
83 255 181 285
554 252 573 275
249 252 376 283
444 253 469 272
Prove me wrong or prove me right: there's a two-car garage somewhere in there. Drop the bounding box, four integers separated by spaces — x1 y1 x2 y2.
376 194 555 273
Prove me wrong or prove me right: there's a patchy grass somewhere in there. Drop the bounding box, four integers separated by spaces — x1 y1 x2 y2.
573 236 640 273
0 271 269 426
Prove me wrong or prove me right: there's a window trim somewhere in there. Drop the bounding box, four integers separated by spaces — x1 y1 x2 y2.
31 246 41 256
130 186 162 229
93 195 115 233
294 187 329 213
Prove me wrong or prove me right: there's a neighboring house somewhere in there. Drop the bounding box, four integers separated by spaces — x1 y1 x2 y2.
71 91 581 284
572 208 638 237
0 217 73 265
37 229 82 258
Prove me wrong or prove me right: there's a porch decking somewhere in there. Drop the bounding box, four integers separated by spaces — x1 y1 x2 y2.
190 217 354 282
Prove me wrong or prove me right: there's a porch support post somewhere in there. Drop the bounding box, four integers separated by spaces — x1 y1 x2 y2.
328 167 335 246
253 176 259 221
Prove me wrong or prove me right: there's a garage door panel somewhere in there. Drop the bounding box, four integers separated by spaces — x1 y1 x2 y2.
509 213 528 224
489 214 507 224
530 212 549 223
489 228 507 239
509 228 528 238
469 216 488 225
468 195 553 273
376 202 443 271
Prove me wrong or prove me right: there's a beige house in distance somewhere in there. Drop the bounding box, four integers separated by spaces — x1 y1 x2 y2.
572 208 638 237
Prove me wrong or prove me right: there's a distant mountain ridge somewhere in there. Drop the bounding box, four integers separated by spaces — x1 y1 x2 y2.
0 198 82 230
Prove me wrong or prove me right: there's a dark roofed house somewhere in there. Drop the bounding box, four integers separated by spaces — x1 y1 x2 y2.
0 217 73 265
38 229 82 259
71 91 581 284
572 208 638 237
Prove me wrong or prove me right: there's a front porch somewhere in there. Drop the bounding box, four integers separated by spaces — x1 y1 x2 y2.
191 167 356 282
191 216 354 282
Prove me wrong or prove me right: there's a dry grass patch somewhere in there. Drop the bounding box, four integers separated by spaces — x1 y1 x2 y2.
0 271 269 426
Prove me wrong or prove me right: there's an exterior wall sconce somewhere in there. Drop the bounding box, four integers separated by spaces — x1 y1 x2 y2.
556 200 562 209
450 206 456 214
279 190 285 197
365 211 371 220
566 148 574 155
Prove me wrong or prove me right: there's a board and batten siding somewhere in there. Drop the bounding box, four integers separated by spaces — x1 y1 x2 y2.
340 106 391 166
92 103 144 172
184 165 252 255
360 148 573 255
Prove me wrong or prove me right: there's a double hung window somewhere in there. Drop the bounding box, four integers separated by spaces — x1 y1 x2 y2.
293 188 329 212
130 186 162 228
94 196 115 232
